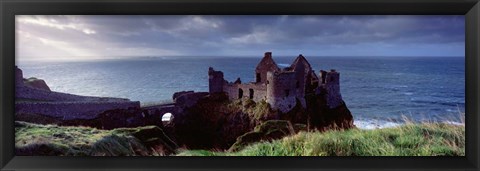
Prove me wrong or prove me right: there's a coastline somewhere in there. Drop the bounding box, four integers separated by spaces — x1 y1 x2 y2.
355 118 465 130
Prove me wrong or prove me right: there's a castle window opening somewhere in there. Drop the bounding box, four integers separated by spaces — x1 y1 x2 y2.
330 77 335 82
285 89 290 97
256 73 261 83
238 88 243 99
249 89 254 99
296 81 299 88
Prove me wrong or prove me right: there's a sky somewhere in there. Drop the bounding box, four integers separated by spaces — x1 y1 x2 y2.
16 15 465 61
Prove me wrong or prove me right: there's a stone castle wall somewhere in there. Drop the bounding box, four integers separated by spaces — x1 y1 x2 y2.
266 71 298 113
208 52 344 113
293 59 306 108
208 67 225 93
324 70 342 109
15 101 140 120
255 52 280 84
223 82 267 102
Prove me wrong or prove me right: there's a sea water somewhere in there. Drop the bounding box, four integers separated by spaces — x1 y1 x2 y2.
18 56 465 129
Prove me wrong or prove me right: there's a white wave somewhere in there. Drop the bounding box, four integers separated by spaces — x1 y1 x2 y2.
355 120 402 130
442 121 465 126
355 119 465 130
278 63 290 67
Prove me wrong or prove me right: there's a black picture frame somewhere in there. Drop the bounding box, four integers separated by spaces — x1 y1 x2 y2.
1 0 479 170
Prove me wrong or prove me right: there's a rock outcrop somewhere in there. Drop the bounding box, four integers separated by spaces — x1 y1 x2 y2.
166 90 354 151
113 126 179 155
23 77 51 91
15 66 142 126
308 90 355 131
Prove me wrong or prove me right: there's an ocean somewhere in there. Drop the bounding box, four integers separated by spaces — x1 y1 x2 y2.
17 56 465 129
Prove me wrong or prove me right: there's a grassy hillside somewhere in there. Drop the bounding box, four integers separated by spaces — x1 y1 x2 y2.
16 121 464 156
15 121 177 156
177 123 465 156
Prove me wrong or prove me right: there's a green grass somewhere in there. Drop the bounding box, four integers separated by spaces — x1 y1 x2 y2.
177 123 465 156
16 116 465 156
15 121 174 156
224 98 276 121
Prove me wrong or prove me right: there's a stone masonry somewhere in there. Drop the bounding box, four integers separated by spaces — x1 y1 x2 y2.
208 52 343 113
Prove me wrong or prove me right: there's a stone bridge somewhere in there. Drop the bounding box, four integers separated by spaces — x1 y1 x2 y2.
141 91 209 122
142 103 180 121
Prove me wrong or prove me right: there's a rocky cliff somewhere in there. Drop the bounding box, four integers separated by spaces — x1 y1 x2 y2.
166 91 355 151
23 77 51 91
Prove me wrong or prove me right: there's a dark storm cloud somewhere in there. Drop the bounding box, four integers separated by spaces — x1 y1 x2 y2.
258 15 464 45
16 15 464 60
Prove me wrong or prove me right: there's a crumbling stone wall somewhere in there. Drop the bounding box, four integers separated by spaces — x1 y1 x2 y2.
322 69 343 109
223 82 267 102
207 52 344 114
292 57 306 108
208 67 225 93
290 54 320 96
266 71 298 113
255 52 280 84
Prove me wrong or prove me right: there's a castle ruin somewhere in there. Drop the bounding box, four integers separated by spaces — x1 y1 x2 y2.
209 52 343 113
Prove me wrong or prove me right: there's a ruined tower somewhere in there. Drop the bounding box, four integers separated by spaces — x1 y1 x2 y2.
266 71 298 113
292 55 319 87
208 67 225 93
324 69 342 109
255 52 280 84
291 54 311 108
